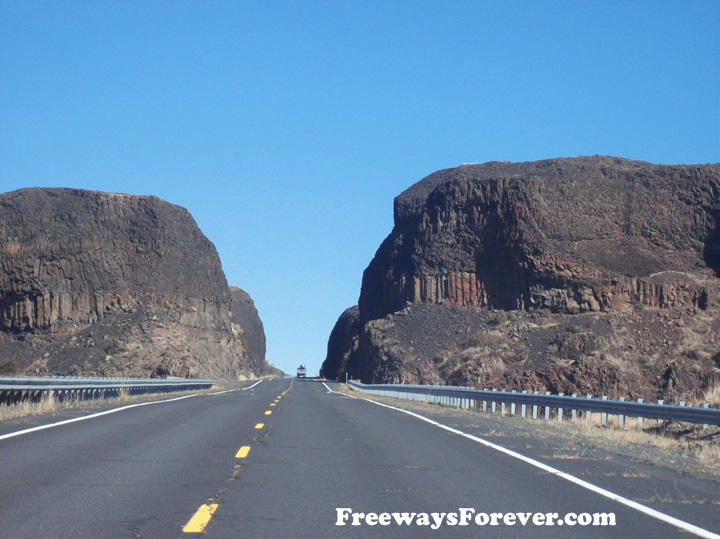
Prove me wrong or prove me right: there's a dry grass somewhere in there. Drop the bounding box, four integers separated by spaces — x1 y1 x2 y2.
0 394 59 421
0 387 216 422
573 413 679 451
697 444 720 467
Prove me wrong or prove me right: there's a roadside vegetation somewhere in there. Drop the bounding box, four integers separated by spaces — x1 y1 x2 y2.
0 386 220 422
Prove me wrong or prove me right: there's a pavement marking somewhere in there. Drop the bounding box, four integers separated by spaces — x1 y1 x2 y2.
270 403 276 406
0 393 204 441
254 423 264 429
211 388 242 395
279 378 294 396
242 380 264 391
264 410 272 415
323 382 358 398
326 385 720 539
235 446 251 458
182 503 218 533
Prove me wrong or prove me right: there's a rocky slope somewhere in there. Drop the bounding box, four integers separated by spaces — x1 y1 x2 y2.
323 156 720 402
229 285 280 376
0 188 278 379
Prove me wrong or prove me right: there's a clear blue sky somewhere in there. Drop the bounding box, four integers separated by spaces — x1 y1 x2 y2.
1 1 718 376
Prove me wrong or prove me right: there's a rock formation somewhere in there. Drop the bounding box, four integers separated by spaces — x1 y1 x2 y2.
320 305 359 380
0 187 278 379
324 156 720 402
229 285 271 373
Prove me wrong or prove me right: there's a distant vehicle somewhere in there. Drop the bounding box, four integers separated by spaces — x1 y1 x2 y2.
296 365 306 378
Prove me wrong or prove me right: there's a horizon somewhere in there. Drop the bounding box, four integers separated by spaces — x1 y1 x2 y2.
2 1 718 376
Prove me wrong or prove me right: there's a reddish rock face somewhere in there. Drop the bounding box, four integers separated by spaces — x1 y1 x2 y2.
325 156 720 402
360 156 720 321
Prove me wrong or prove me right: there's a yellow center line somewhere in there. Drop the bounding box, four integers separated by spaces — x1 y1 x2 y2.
264 410 272 415
235 445 250 458
270 403 276 406
255 423 264 429
182 503 218 533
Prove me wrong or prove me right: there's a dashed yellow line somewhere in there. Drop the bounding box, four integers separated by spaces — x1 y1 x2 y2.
183 503 218 533
182 380 296 534
278 378 294 397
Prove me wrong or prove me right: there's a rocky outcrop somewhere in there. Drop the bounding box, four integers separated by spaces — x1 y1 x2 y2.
0 188 277 379
229 285 281 377
360 156 720 321
320 305 359 380
325 156 720 402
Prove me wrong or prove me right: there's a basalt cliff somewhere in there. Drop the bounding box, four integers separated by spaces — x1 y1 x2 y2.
322 156 720 402
0 188 279 379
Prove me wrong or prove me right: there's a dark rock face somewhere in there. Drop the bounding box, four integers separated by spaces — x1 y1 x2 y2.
229 285 280 377
325 156 720 401
361 156 720 321
0 188 275 379
320 305 359 380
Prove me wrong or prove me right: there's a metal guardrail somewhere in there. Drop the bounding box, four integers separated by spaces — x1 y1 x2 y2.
348 381 720 428
0 376 215 405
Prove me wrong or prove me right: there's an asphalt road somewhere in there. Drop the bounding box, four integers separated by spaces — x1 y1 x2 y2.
1 378 718 538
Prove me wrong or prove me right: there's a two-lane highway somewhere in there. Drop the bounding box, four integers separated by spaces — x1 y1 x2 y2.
1 378 718 537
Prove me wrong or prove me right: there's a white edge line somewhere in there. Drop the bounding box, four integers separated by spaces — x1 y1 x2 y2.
242 379 264 390
326 386 720 539
323 381 356 396
0 389 235 441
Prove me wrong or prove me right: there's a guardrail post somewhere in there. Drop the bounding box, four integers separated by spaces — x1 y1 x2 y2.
601 396 608 425
501 390 506 415
618 397 625 427
637 398 644 428
544 391 551 420
482 388 487 412
679 400 686 424
510 390 517 415
521 390 527 418
571 393 577 421
657 399 663 425
703 403 710 430
532 391 538 419
586 394 592 422
558 392 564 423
